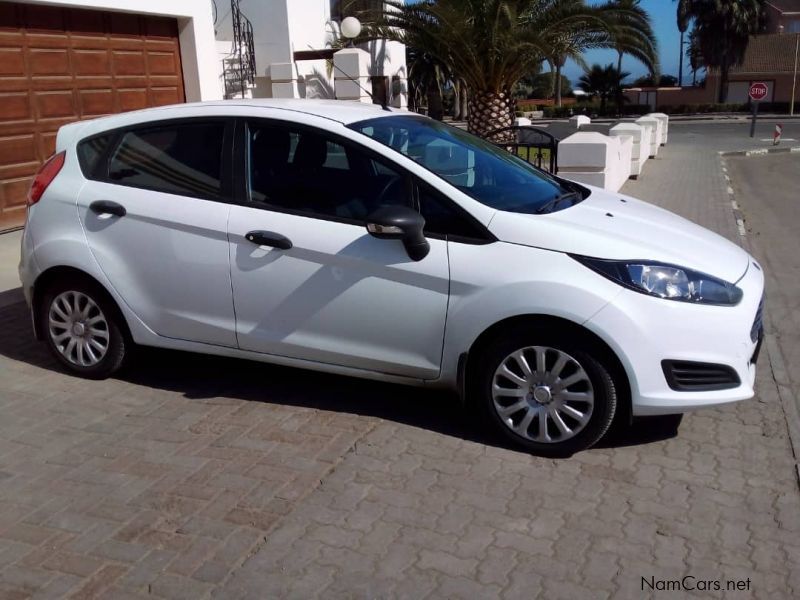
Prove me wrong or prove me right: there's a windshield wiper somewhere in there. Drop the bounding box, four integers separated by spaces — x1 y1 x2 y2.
535 191 582 215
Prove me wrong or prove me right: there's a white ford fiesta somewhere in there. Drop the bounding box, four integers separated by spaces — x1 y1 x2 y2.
19 99 764 456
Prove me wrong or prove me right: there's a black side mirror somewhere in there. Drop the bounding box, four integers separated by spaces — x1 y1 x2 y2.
366 205 430 261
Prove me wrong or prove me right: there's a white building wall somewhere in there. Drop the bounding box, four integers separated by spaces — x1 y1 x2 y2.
216 0 406 102
21 0 220 101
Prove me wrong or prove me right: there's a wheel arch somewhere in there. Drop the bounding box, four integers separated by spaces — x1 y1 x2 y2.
463 314 632 425
31 265 131 342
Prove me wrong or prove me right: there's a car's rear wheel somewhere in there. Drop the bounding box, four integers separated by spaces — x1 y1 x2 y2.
41 279 127 379
473 329 617 457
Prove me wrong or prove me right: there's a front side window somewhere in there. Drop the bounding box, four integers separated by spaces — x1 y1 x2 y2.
107 122 225 200
247 122 411 222
350 115 582 214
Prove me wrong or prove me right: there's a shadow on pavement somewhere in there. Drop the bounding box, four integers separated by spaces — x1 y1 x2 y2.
0 300 680 453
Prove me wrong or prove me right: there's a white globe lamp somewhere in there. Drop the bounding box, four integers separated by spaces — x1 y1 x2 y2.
341 16 362 40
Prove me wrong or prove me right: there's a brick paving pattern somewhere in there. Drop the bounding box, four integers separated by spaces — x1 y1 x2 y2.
0 121 798 598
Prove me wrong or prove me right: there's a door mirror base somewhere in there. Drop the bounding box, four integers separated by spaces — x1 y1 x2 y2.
366 205 430 261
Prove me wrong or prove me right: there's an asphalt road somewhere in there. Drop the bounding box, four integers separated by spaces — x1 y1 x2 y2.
727 152 800 416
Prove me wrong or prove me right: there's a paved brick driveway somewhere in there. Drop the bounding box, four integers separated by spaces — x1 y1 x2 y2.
0 123 799 598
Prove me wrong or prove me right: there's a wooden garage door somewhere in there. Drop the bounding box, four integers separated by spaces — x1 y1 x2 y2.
0 2 185 231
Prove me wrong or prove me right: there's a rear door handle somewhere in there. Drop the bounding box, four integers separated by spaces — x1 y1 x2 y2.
90 200 126 217
245 230 292 250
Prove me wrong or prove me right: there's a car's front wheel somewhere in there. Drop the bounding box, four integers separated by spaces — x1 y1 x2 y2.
474 329 617 457
40 278 127 379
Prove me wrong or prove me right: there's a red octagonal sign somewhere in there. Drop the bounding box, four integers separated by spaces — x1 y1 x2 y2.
749 82 769 102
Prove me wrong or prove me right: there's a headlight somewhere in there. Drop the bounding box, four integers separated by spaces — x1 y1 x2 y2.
572 256 743 306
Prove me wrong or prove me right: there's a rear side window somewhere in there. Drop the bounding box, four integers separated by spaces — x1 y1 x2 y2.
107 122 226 200
77 133 114 178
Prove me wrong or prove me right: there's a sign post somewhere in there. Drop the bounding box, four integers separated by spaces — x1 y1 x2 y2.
749 82 768 138
774 123 783 145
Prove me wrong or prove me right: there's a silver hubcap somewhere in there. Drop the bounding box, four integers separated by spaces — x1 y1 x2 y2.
492 346 594 444
48 291 109 367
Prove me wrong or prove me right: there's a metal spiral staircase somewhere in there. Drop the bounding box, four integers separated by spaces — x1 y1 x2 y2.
220 0 256 98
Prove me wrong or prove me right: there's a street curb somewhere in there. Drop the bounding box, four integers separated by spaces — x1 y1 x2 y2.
721 154 800 488
719 146 800 157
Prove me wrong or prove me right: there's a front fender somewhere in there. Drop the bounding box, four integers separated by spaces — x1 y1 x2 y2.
438 242 623 388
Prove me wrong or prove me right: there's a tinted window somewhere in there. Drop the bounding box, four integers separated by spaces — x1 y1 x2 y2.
248 122 411 222
77 133 114 178
107 122 225 199
418 184 489 241
350 115 581 214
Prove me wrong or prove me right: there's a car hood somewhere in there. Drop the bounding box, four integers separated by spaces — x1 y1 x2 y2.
487 185 750 283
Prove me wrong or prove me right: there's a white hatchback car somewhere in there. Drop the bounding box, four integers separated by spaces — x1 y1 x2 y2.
19 99 764 456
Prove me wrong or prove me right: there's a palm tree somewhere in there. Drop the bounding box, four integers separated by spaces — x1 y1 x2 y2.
406 46 450 119
546 36 588 108
607 0 657 113
686 26 704 86
610 0 659 79
685 0 766 102
579 63 629 112
675 0 691 86
369 0 658 137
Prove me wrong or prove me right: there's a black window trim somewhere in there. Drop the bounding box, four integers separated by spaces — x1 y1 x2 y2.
235 117 496 245
77 116 236 204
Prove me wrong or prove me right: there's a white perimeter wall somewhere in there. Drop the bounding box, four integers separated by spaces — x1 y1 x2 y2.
19 0 221 101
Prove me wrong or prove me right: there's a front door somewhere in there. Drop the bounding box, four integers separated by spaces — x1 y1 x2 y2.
76 119 237 347
229 120 450 379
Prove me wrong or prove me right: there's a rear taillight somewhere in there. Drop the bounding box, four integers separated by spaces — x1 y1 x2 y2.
27 151 66 206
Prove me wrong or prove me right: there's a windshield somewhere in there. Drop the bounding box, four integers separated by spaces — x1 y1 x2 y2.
349 115 583 214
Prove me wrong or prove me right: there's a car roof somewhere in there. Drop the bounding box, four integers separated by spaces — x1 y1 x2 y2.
56 99 417 153
199 98 399 124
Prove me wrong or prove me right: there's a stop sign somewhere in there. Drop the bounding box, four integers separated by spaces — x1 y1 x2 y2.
749 82 768 102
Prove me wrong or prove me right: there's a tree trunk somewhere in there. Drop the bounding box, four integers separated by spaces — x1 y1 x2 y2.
617 50 624 116
428 84 444 120
452 81 461 120
678 30 684 87
468 90 513 138
555 64 562 107
718 61 729 104
460 84 469 122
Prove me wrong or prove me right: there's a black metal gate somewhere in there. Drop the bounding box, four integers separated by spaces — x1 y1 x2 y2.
484 126 560 174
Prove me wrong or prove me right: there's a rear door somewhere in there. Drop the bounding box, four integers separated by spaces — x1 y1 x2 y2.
76 118 237 347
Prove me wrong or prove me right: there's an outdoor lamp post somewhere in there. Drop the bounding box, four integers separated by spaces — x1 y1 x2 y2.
341 16 362 47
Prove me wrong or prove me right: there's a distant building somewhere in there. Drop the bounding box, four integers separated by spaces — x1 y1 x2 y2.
624 0 800 110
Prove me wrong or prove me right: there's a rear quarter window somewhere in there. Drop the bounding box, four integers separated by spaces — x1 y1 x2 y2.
77 133 114 179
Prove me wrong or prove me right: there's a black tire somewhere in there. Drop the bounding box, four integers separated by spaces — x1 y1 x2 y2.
40 277 128 379
472 328 617 457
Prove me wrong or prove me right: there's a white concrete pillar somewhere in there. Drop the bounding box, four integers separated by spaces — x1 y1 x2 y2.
557 132 628 192
268 63 299 99
615 135 633 189
648 113 669 145
610 123 647 179
333 48 372 103
569 115 591 129
635 116 659 158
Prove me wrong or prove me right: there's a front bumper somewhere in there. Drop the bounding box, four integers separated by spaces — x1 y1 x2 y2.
585 258 765 416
